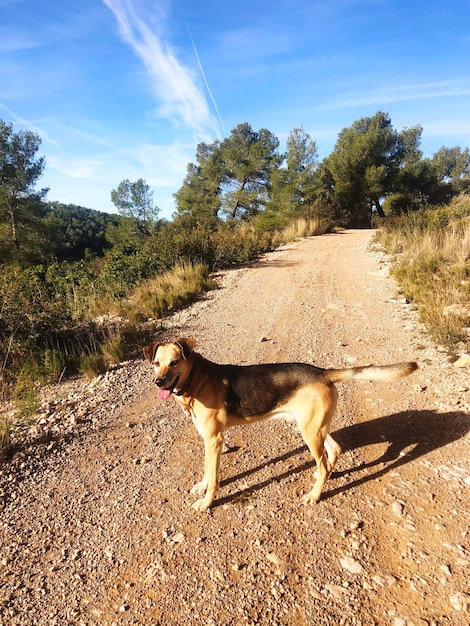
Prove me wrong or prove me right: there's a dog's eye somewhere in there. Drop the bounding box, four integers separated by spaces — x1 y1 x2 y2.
169 359 179 367
154 360 160 367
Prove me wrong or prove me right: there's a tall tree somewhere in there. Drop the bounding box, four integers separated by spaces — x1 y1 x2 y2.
174 123 282 221
174 140 223 219
109 178 159 243
0 120 48 263
219 123 281 219
264 127 318 228
326 112 424 224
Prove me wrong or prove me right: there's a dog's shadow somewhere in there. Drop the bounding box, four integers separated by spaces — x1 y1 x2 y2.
214 409 470 507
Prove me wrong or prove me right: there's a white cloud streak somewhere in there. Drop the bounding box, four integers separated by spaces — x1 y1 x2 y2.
326 80 470 110
0 102 62 150
187 24 225 136
102 0 222 140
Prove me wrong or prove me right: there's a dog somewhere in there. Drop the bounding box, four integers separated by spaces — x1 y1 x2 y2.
143 338 418 511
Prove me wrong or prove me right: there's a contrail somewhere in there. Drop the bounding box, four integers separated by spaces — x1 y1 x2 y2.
187 24 225 137
0 102 62 150
103 0 220 139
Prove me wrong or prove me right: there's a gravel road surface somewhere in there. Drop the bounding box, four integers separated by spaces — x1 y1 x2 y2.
1 229 469 626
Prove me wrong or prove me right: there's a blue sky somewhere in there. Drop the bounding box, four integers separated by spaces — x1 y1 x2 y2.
1 0 469 219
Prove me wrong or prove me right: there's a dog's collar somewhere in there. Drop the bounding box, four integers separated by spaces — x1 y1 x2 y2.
173 362 197 397
173 362 201 420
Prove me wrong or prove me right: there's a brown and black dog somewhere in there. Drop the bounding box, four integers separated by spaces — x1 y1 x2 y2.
144 338 418 511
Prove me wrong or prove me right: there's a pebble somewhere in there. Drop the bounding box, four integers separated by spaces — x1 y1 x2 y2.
392 501 404 518
324 584 350 599
339 556 364 574
449 591 470 612
453 354 470 368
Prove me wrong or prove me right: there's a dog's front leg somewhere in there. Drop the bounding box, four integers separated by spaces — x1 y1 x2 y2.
192 432 224 511
190 478 208 497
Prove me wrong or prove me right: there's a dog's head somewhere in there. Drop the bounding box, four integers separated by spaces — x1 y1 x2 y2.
143 338 195 400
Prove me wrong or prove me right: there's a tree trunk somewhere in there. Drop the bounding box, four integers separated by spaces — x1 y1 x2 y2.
374 198 385 218
8 208 19 249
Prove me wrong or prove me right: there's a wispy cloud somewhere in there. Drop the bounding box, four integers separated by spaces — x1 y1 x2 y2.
0 26 41 53
326 80 470 110
0 102 62 150
102 0 222 140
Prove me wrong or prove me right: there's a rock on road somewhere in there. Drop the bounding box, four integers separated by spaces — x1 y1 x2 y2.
1 229 470 626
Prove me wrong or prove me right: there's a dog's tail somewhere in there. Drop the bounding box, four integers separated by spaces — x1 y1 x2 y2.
324 361 418 384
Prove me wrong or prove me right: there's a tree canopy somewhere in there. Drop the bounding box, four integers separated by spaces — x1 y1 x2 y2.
0 120 48 264
173 113 470 228
324 112 422 224
109 178 160 245
175 123 281 221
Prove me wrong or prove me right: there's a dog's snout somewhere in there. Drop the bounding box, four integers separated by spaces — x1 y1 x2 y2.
154 376 166 387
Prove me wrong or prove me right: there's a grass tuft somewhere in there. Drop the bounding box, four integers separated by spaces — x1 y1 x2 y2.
79 351 107 380
124 261 216 321
278 217 329 243
0 415 11 459
376 195 470 356
101 333 126 365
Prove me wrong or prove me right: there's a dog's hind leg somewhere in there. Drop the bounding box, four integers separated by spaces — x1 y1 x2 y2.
313 433 342 480
324 433 342 468
191 431 224 511
297 387 338 504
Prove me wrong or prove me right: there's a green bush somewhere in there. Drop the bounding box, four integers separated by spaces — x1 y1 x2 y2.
79 351 107 380
377 195 470 355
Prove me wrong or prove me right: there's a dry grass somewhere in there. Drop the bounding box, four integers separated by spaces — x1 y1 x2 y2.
276 217 329 244
101 333 126 365
0 414 11 459
123 260 216 322
79 351 107 380
377 196 470 355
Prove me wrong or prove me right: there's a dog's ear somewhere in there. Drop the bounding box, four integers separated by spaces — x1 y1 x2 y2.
143 342 160 363
174 337 195 360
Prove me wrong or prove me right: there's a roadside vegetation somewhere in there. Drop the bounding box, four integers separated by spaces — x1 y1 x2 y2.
1 114 469 455
376 195 470 357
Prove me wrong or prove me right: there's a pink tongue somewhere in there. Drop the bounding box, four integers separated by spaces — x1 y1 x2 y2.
157 388 172 401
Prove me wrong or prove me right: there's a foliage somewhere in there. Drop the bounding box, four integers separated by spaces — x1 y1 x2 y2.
42 202 118 261
109 178 161 247
0 120 49 265
376 195 470 355
1 115 469 405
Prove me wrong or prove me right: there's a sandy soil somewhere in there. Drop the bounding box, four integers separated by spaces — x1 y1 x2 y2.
1 229 469 626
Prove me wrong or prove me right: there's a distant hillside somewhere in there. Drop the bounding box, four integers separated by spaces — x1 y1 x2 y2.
43 202 119 262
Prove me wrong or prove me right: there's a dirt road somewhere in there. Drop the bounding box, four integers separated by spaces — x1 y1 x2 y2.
1 230 470 625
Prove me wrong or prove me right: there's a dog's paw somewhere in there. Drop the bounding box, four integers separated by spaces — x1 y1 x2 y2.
190 481 207 497
301 491 321 505
191 497 212 512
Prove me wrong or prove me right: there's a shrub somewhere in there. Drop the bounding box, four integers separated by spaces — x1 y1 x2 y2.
101 333 126 365
0 415 11 459
376 196 470 355
125 261 216 321
79 351 107 380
